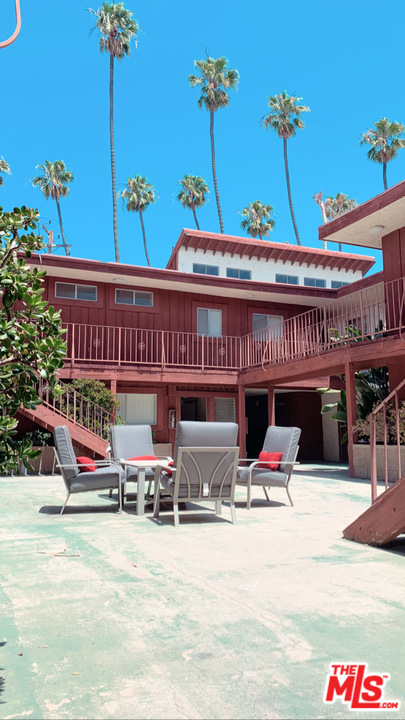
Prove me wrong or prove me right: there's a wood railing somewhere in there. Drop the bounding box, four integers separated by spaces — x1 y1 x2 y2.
61 277 405 373
370 378 405 504
38 380 115 441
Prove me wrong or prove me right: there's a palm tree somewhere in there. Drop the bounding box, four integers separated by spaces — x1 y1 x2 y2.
240 201 275 240
263 92 310 246
361 118 405 191
32 160 74 256
120 175 155 266
0 157 11 186
177 175 209 230
89 2 139 263
189 57 239 234
313 192 357 250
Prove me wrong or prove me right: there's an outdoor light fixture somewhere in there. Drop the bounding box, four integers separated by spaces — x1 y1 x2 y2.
370 225 385 234
113 277 124 283
245 293 255 298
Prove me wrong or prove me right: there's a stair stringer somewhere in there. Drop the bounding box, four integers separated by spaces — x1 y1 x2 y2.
343 475 405 545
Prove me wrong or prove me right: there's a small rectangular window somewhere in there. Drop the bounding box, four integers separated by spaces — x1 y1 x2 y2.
55 282 97 301
304 277 326 288
253 313 283 340
331 280 349 289
275 274 299 285
115 289 153 306
226 268 252 280
197 308 222 337
193 263 219 276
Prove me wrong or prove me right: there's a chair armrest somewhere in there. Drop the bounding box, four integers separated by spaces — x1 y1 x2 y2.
56 459 115 469
238 459 261 469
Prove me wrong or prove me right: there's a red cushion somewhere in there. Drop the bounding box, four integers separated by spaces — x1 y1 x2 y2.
258 451 283 471
163 460 174 477
128 455 159 462
76 456 96 472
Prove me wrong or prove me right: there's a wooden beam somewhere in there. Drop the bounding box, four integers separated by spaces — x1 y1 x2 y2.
268 384 275 426
238 384 247 459
345 362 357 477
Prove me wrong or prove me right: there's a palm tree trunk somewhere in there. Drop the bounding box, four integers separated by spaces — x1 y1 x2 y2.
139 209 151 267
210 110 224 234
55 197 69 256
383 162 387 191
110 53 120 263
283 137 301 246
192 205 200 230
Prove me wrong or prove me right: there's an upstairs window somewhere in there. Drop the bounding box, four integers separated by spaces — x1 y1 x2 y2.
304 277 326 288
193 263 219 276
115 289 153 307
197 308 222 337
253 313 284 340
226 267 252 280
331 280 349 289
275 274 299 285
55 282 97 302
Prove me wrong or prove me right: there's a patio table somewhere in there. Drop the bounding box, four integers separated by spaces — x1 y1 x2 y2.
120 457 172 516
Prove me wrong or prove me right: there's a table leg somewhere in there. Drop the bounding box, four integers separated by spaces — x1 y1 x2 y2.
136 467 146 516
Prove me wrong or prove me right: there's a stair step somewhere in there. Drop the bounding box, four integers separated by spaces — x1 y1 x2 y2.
343 475 405 545
19 405 109 458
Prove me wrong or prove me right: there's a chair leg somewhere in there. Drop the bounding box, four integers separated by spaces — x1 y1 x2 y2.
109 488 113 498
230 501 236 524
153 484 160 518
247 482 252 510
286 486 294 507
60 492 70 515
147 479 152 496
173 503 180 527
263 487 270 502
215 500 222 515
136 470 146 516
117 482 122 513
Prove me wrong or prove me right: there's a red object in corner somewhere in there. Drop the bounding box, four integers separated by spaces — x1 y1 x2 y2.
128 455 159 462
76 456 97 472
258 451 283 471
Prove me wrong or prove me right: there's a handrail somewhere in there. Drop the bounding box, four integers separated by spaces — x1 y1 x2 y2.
370 377 405 504
0 0 21 48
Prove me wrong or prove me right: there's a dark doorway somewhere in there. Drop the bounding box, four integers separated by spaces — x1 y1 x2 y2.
246 393 268 458
180 397 207 422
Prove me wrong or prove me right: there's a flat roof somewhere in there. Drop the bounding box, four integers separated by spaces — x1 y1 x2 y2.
167 228 375 275
318 180 405 249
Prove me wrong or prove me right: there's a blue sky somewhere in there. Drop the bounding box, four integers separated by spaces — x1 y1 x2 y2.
2 1 405 274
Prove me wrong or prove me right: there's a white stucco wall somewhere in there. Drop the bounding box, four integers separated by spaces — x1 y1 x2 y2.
177 247 362 288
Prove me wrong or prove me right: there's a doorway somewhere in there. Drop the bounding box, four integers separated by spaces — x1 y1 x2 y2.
180 397 207 422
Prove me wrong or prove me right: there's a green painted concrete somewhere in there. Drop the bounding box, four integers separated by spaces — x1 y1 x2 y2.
0 465 404 719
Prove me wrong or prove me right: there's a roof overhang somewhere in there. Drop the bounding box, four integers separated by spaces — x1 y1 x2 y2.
318 180 405 249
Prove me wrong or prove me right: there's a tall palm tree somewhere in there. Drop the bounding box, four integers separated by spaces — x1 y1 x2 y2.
240 200 275 240
177 174 209 230
361 118 405 191
263 92 310 246
120 175 155 266
0 157 11 186
32 160 74 256
89 2 139 263
313 191 357 250
189 57 239 234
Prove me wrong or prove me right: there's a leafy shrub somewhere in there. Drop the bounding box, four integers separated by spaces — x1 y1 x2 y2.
355 400 405 445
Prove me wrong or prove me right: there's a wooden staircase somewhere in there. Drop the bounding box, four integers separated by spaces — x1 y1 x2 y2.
343 476 405 545
19 404 108 457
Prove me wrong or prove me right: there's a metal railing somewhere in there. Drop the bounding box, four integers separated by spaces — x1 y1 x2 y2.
59 276 405 374
370 378 405 504
38 380 114 441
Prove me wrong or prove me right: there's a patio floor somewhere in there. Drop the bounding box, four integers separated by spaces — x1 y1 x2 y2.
0 464 404 720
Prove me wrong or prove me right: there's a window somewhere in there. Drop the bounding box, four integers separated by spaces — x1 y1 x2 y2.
226 267 252 280
193 263 219 276
214 397 236 422
304 277 326 288
275 274 299 285
55 282 97 301
253 313 283 340
116 393 157 425
115 288 153 306
197 308 222 337
331 280 349 289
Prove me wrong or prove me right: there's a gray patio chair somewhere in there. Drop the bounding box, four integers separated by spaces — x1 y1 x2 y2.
109 424 162 508
236 426 301 509
153 421 239 527
53 425 122 515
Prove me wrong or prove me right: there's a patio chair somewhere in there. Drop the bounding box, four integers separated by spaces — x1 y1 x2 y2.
236 426 301 509
153 421 239 527
109 424 160 501
53 425 122 515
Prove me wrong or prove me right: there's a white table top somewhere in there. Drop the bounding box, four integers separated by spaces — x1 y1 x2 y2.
121 457 172 469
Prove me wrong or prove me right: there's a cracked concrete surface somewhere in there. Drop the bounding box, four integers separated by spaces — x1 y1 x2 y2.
0 464 404 719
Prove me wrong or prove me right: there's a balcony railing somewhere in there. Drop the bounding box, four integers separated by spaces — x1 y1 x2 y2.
370 378 405 504
61 277 405 373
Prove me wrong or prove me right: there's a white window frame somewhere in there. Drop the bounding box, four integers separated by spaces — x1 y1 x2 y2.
115 288 154 307
304 277 326 288
275 274 299 285
197 308 222 337
252 313 284 340
55 282 97 302
192 263 220 276
226 267 252 280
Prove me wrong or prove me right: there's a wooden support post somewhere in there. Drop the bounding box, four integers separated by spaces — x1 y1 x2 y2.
268 384 275 426
238 384 246 459
345 362 357 477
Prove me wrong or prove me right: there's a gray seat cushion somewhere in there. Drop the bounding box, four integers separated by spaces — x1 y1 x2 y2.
237 466 288 488
173 421 238 465
69 467 120 493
